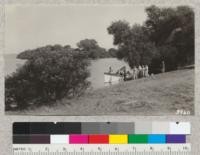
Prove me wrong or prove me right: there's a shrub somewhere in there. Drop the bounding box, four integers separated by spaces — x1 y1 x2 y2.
5 49 90 110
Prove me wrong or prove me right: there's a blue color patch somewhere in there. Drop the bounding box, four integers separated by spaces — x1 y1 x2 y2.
148 134 166 143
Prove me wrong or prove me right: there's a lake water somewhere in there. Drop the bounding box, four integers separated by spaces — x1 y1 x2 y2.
4 54 131 89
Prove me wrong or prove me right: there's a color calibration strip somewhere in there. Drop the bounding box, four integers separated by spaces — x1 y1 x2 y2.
13 122 190 144
13 134 187 144
13 122 191 134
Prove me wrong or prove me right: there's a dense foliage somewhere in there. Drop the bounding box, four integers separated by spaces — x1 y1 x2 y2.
107 5 194 72
77 39 107 59
18 41 117 60
17 44 70 60
6 48 90 110
108 22 157 68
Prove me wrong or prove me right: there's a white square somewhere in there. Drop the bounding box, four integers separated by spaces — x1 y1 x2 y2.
50 135 69 144
169 122 191 134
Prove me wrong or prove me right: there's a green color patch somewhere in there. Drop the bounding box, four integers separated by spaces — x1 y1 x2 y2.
128 134 148 143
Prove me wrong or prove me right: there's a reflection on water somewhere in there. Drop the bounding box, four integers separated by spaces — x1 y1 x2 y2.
4 54 131 89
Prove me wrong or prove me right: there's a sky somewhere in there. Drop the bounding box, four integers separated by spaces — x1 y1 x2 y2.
5 5 148 54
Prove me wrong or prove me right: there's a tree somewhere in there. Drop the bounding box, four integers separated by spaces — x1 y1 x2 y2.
6 47 91 110
77 39 112 59
107 20 131 46
108 48 118 57
145 5 194 68
107 21 157 68
107 6 194 72
172 6 194 66
77 39 99 59
77 39 99 51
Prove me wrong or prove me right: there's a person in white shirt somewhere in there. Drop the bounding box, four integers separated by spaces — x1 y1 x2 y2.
133 66 138 80
145 65 149 77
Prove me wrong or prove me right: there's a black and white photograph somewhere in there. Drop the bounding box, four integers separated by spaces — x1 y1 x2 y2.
4 5 194 115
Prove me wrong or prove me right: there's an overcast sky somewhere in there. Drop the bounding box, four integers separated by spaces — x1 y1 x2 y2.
5 5 148 54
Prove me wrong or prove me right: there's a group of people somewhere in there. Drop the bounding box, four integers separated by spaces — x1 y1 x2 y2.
108 65 149 81
108 61 167 82
132 65 149 80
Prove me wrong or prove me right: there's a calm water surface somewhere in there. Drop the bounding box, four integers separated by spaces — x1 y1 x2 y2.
4 54 131 89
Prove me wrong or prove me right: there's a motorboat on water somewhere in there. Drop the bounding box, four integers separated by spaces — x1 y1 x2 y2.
104 66 131 84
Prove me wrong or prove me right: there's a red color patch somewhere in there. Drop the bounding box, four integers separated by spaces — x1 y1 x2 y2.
89 135 109 144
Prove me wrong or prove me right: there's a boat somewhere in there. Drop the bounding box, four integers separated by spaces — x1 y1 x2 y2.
104 72 124 84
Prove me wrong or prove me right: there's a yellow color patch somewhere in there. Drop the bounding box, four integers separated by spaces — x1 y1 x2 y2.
109 134 128 144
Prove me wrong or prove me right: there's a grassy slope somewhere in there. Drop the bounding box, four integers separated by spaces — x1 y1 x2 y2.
7 69 194 115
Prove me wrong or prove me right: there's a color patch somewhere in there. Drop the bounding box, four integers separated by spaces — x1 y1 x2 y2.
166 135 186 143
30 135 50 144
13 135 30 144
50 135 69 144
169 122 190 134
109 135 128 144
148 134 166 143
128 134 148 144
69 135 88 144
98 123 120 134
13 123 30 134
152 122 170 134
88 135 109 144
135 122 152 134
81 123 100 134
115 123 135 134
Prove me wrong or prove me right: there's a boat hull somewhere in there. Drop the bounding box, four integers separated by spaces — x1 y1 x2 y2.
104 73 123 84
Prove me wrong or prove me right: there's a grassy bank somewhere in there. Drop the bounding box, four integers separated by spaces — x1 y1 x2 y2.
7 68 194 115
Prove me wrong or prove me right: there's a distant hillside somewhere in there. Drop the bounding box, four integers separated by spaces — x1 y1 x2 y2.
7 69 194 115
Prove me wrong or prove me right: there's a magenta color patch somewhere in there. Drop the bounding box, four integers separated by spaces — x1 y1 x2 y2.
69 134 88 144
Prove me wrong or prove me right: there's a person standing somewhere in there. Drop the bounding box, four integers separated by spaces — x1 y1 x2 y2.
138 65 142 78
109 66 113 73
123 66 127 81
133 66 137 80
142 65 145 77
161 61 165 73
136 66 139 79
145 65 149 77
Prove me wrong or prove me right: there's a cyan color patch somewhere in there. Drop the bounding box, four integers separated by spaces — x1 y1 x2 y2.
148 134 166 143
